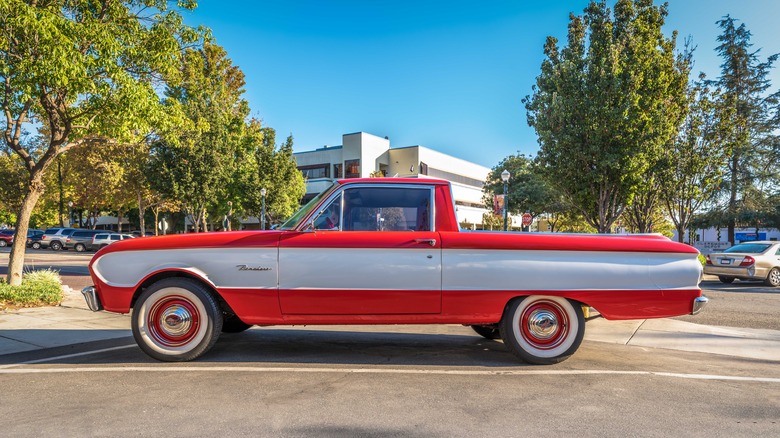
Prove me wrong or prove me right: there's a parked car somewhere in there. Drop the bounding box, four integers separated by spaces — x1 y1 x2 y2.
40 228 77 250
704 241 780 286
64 229 103 252
0 229 14 247
82 178 706 364
91 233 134 250
20 229 45 248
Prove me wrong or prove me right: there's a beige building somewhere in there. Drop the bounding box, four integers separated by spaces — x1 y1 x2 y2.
294 132 493 226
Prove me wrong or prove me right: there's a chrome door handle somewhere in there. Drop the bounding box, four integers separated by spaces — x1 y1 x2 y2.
414 238 436 247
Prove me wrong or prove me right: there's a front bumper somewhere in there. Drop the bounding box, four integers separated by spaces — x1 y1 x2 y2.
81 286 104 312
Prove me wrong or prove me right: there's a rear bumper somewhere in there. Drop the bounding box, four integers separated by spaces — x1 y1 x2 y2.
692 296 708 315
704 265 762 280
81 286 104 312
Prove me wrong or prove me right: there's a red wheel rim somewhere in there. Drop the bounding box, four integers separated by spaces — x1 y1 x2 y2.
147 295 201 347
519 299 570 350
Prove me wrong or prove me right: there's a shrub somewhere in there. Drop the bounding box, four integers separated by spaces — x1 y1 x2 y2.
0 269 64 308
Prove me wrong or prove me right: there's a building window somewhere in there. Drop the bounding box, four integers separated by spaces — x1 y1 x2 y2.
345 159 360 178
334 163 343 178
298 164 329 179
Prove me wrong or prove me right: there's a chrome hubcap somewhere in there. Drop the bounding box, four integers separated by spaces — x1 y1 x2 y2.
770 270 780 285
160 306 193 337
527 310 559 340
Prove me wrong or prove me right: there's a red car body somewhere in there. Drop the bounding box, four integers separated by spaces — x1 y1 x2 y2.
83 178 706 364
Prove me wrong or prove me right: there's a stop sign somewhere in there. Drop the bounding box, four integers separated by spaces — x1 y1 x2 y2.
522 213 532 227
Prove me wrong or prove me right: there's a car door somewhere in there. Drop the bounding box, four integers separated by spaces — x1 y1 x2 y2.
278 184 441 315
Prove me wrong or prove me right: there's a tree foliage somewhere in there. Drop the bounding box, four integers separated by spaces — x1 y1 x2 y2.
660 76 729 242
524 0 690 233
149 43 247 232
483 154 556 221
711 15 780 244
1 0 203 284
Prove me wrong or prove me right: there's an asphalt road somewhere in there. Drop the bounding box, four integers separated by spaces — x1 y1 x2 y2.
1 327 778 437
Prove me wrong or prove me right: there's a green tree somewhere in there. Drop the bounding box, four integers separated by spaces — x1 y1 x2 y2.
239 124 306 227
524 0 690 233
1 0 202 285
711 16 780 244
483 154 555 224
660 77 729 242
149 43 248 232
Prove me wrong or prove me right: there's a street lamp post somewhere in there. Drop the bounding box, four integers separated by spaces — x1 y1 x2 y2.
67 201 74 227
260 187 267 230
501 170 510 231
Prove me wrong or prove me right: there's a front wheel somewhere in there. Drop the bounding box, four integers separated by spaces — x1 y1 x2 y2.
74 243 86 252
50 241 62 251
32 242 41 249
132 278 223 361
499 296 584 365
0 240 7 247
765 268 780 287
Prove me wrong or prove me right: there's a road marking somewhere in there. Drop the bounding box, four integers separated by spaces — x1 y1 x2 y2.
0 344 137 369
0 365 778 383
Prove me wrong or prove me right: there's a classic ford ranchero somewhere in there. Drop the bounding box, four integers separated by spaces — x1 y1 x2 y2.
82 178 707 364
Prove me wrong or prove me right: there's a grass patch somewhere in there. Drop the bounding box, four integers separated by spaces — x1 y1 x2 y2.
0 269 64 309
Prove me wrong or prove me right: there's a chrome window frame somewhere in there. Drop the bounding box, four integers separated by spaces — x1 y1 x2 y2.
300 183 436 232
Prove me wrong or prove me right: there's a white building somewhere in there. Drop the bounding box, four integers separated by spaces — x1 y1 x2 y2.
294 132 494 226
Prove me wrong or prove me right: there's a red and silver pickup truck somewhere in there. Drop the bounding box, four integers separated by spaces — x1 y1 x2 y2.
82 178 706 364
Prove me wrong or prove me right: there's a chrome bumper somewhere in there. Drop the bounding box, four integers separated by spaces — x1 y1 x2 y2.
691 296 708 315
81 286 104 312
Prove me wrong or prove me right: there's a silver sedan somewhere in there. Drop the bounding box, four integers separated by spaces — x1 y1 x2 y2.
704 241 780 286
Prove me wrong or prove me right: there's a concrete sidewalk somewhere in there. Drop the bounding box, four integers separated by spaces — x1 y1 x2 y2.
1 286 779 361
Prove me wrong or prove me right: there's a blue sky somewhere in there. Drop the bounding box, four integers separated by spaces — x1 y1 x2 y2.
184 1 780 168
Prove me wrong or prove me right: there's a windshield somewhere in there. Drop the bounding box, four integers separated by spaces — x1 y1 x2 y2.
279 182 340 230
724 243 771 254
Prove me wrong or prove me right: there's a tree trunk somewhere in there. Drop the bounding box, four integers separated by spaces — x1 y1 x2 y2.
137 192 146 235
6 175 45 286
117 207 124 233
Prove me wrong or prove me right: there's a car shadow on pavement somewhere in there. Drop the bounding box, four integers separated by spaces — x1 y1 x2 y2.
0 328 524 368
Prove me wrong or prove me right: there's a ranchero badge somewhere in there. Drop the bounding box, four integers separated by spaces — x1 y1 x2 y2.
236 265 272 271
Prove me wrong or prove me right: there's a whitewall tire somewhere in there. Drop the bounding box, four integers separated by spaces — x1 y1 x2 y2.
500 295 585 365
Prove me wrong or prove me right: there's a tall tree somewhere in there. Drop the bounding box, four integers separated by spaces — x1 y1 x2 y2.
1 0 202 285
712 16 780 244
661 77 729 242
149 43 248 232
524 0 690 233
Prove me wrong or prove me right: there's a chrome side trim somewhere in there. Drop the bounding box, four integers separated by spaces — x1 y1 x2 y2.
692 296 708 315
81 286 104 312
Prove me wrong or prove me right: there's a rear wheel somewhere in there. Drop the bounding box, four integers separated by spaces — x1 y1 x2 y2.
132 278 223 361
765 268 780 287
718 276 735 284
50 241 62 251
500 296 584 365
470 325 501 340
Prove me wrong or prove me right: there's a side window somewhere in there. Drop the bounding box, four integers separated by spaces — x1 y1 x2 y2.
110 235 121 241
312 194 342 231
342 187 431 232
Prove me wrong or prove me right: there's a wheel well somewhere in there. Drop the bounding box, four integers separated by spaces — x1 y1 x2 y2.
131 271 237 317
